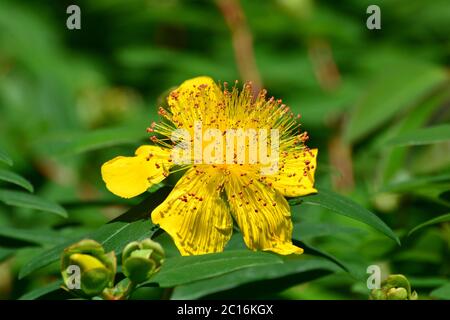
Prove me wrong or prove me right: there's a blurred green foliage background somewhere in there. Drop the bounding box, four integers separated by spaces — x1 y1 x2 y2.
0 0 449 299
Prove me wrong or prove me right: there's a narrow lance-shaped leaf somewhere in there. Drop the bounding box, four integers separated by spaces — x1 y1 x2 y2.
149 250 283 287
0 248 15 262
0 226 70 245
430 282 450 300
18 280 63 300
293 222 365 240
0 146 13 166
18 194 167 279
170 255 339 299
386 124 450 147
34 118 152 157
0 190 67 218
18 219 156 279
289 189 400 245
408 213 450 236
0 169 34 192
345 61 447 143
292 222 361 274
382 173 450 193
377 89 448 183
295 240 350 274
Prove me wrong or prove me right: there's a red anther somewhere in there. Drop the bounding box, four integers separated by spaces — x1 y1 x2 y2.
170 91 179 100
158 107 167 116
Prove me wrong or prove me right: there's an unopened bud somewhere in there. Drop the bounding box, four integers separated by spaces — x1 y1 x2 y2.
387 287 408 300
122 238 165 283
61 239 116 297
369 274 418 300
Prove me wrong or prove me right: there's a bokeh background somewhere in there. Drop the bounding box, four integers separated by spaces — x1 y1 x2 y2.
0 0 449 299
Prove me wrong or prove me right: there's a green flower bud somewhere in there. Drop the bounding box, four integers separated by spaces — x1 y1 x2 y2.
384 274 410 291
369 288 387 300
122 238 165 283
61 239 116 297
369 274 418 300
387 287 408 300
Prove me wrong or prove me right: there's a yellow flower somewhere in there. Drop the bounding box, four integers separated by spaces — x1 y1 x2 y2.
101 76 317 256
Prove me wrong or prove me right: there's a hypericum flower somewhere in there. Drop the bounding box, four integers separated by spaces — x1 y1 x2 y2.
101 76 317 256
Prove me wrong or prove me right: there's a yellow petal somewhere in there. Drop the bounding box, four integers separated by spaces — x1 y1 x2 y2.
167 76 222 129
151 167 233 255
101 145 171 199
265 148 318 197
225 173 303 255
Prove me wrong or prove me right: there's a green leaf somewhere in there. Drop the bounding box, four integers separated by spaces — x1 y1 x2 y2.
18 242 75 280
97 219 157 253
0 226 69 245
386 124 450 147
18 280 63 300
0 247 15 262
375 90 449 183
34 124 149 157
408 213 450 236
19 219 156 279
293 222 364 240
393 249 441 264
171 255 339 299
18 195 163 279
345 62 447 143
0 146 13 166
292 222 362 273
297 241 350 274
0 190 67 217
150 250 283 287
409 277 448 288
430 282 450 300
382 173 450 193
289 189 400 245
0 169 34 192
147 182 165 193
